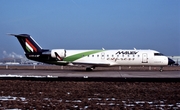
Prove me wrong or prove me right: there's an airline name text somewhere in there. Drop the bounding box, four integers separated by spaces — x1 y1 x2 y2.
116 51 138 55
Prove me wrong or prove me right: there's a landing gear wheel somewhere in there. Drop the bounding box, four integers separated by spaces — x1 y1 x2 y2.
159 67 163 72
86 66 95 71
86 68 93 71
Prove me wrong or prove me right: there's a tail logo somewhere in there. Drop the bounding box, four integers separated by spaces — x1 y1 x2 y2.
25 38 37 52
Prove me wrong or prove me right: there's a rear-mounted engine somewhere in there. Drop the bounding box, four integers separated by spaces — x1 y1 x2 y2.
51 49 66 60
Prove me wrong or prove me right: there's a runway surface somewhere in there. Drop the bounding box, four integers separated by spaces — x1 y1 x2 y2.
0 69 179 82
0 69 179 78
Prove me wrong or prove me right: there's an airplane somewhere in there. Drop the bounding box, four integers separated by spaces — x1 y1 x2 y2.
10 34 175 71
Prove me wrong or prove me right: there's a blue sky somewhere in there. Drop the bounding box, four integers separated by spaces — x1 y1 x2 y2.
0 0 180 57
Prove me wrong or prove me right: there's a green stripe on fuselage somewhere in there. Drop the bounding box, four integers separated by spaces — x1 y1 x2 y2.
63 50 104 62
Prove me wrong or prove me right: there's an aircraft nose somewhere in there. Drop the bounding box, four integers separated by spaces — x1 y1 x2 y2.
168 58 175 65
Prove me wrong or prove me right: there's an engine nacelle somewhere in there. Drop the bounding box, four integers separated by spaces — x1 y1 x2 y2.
51 49 66 60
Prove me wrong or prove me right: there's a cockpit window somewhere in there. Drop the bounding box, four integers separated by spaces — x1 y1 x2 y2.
154 53 164 56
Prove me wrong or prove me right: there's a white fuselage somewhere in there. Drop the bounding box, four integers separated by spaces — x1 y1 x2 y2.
58 49 169 66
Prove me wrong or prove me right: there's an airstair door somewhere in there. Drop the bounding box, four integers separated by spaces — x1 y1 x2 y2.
142 53 148 63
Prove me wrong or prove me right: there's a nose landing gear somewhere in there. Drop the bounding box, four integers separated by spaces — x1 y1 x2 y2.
159 66 163 72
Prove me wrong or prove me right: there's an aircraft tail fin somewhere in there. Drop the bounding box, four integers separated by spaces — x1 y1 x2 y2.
9 34 43 53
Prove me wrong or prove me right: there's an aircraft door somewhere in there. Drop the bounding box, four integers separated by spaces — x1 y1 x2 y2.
101 52 105 59
142 53 148 63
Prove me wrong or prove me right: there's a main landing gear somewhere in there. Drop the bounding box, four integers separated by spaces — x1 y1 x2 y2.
86 66 95 71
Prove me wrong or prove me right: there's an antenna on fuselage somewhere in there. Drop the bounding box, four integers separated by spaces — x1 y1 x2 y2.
102 48 105 50
134 48 136 50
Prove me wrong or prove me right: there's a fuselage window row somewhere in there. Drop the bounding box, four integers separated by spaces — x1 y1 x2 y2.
85 54 140 58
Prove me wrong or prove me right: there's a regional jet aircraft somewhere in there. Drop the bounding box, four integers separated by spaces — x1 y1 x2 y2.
10 34 175 71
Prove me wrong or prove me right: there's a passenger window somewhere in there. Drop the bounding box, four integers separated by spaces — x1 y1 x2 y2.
107 55 109 57
97 55 99 57
92 55 94 57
